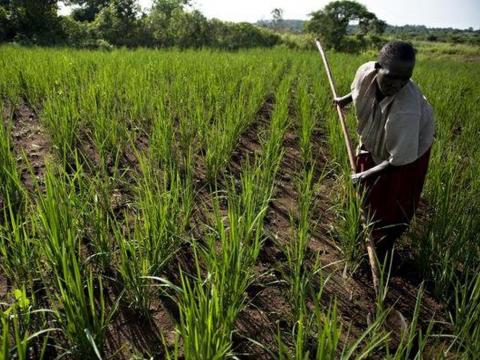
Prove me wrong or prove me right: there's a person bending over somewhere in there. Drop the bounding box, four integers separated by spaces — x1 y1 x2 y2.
335 40 435 260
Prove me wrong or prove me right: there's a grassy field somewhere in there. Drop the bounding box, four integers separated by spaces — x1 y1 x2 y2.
0 46 479 359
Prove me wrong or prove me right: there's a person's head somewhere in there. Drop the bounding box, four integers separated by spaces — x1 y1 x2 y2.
375 41 416 96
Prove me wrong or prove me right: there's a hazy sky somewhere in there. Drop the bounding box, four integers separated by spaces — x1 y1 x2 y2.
135 0 479 29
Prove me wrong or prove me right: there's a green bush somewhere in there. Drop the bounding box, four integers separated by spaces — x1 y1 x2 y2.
0 6 9 42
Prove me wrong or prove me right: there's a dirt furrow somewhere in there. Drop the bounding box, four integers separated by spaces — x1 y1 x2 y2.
4 100 51 192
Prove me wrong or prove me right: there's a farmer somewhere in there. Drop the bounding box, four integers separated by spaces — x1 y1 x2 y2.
334 41 435 260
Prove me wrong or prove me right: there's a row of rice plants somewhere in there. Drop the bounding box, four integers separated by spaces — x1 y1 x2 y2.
0 48 283 176
412 59 480 356
169 74 294 359
0 106 24 213
0 48 286 358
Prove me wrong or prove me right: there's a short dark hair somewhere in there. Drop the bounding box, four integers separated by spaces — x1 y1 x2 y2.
378 41 416 66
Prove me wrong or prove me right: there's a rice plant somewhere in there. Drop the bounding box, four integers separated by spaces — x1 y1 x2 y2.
0 108 24 213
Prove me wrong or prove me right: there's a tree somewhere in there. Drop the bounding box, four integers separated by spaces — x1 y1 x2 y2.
144 0 191 47
64 0 110 22
211 21 280 50
151 0 190 18
271 8 283 32
92 0 141 46
0 0 62 43
0 5 10 41
168 8 209 48
306 1 385 50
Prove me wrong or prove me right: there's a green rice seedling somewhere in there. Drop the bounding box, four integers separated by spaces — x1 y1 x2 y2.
0 203 36 288
451 271 480 357
174 263 234 360
149 101 177 169
0 287 56 360
366 253 438 359
278 264 396 360
204 73 273 180
136 160 186 276
286 167 316 318
415 151 480 297
32 161 112 358
115 223 153 315
277 272 340 360
34 162 83 277
116 156 191 313
336 178 366 271
311 301 341 360
385 285 436 359
172 152 276 358
258 74 293 193
174 190 266 359
53 249 115 359
0 110 24 213
297 74 316 165
339 318 390 360
81 76 128 171
83 174 116 270
42 92 82 164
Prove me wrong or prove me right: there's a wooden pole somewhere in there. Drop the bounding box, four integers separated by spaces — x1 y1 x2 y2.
315 38 380 294
314 39 356 172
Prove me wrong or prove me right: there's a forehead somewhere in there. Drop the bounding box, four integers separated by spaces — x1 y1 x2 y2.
379 59 414 77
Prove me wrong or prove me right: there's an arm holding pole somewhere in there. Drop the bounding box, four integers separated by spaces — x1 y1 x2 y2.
334 93 353 109
352 160 390 183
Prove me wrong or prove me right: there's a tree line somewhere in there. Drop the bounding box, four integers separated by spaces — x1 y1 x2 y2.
384 25 480 46
3 1 473 51
0 0 280 49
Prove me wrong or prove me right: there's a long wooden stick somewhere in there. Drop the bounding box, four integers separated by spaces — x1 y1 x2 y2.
315 38 380 294
314 39 356 171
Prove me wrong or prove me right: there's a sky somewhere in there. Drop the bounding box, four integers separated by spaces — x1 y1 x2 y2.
133 0 480 30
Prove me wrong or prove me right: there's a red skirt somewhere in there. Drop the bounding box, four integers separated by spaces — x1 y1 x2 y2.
356 148 431 253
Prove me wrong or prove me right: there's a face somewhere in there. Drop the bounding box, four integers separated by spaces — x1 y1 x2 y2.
375 60 414 97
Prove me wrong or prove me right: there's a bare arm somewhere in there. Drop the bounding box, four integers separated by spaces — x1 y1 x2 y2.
334 92 353 108
352 160 390 183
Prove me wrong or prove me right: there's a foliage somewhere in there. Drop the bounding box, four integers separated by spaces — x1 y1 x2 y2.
152 0 190 18
0 0 63 44
91 0 141 47
65 0 110 22
385 24 480 46
305 0 386 51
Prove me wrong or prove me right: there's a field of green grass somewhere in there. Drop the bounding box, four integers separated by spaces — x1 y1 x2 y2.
0 46 479 359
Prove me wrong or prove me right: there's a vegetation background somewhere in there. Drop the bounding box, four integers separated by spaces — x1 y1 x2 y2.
0 0 479 52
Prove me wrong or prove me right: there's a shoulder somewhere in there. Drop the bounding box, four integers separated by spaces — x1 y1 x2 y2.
355 61 376 79
391 80 424 115
351 61 376 92
357 61 376 72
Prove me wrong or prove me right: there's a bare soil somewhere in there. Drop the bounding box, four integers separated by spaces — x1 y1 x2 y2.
7 100 51 191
